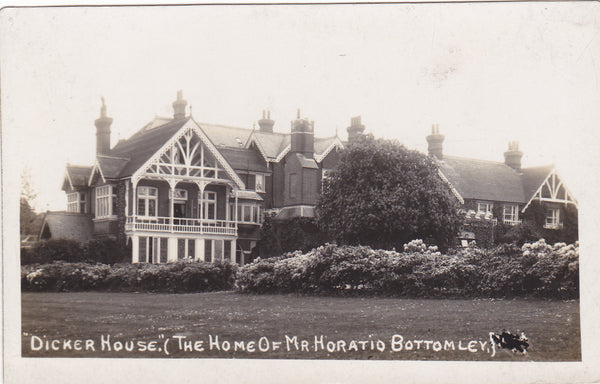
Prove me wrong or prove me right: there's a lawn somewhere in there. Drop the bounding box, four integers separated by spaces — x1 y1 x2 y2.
21 291 580 361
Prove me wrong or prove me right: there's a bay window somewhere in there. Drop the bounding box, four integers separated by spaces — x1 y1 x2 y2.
95 185 116 218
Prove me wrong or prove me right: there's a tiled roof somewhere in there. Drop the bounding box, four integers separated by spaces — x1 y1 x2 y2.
439 156 556 205
218 147 269 173
97 155 130 179
100 116 337 179
439 156 527 203
521 165 554 202
66 165 93 187
39 211 94 243
252 131 290 159
108 117 191 177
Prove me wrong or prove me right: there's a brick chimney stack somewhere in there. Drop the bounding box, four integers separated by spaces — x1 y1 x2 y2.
258 110 275 133
172 90 187 120
95 97 113 155
426 124 444 160
504 141 523 171
290 109 314 156
347 116 365 141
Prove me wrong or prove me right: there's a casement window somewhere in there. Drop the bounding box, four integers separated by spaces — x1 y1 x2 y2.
503 204 520 225
255 174 265 193
545 208 561 229
477 202 494 215
96 185 116 218
67 192 86 213
137 186 158 217
202 191 217 220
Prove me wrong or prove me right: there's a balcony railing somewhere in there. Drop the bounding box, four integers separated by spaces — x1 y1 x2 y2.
125 216 237 235
503 219 523 226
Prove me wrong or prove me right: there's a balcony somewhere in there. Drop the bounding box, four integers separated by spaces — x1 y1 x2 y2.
125 216 237 236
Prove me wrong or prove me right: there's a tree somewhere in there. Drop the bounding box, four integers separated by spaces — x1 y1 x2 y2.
20 167 43 236
317 134 462 250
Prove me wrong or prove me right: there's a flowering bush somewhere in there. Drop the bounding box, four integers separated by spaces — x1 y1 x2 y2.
21 260 237 293
236 239 579 298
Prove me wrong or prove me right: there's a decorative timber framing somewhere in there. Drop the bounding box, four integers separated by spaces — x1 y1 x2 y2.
522 168 577 213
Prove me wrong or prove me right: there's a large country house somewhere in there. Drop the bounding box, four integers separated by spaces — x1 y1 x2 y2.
45 92 346 264
40 92 577 263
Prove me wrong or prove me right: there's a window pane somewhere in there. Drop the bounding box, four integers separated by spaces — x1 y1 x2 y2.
149 199 156 216
244 206 251 222
138 199 146 216
224 240 231 262
139 237 147 263
207 203 215 220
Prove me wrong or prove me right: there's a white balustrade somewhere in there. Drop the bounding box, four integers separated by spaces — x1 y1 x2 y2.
125 215 237 235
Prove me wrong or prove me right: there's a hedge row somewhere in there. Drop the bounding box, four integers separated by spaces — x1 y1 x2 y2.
21 238 128 265
21 260 237 293
236 239 579 299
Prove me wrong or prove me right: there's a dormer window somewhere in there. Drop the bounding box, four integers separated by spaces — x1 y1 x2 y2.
255 174 265 192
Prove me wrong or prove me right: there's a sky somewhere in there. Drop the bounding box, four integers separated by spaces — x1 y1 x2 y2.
1 2 600 211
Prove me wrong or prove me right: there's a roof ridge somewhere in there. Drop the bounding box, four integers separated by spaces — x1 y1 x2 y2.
444 155 509 165
97 154 130 161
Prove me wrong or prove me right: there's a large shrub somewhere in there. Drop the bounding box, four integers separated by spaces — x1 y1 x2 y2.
258 213 328 258
317 134 462 251
22 260 237 293
21 239 84 265
83 238 129 264
237 239 579 299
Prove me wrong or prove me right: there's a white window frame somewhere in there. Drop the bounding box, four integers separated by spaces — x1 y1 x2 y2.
67 192 85 213
137 186 158 218
544 208 561 229
503 204 520 225
95 185 116 219
170 188 188 201
236 203 263 224
202 191 217 220
255 174 265 193
477 202 494 215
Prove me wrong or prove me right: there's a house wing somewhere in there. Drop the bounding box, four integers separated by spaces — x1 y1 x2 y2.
521 166 577 212
39 211 94 242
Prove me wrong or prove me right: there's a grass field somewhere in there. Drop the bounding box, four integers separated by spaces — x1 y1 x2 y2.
21 291 580 361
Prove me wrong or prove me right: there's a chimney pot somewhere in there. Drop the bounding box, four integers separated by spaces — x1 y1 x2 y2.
172 90 187 120
426 124 444 160
258 109 275 133
347 115 366 141
504 141 523 170
95 97 113 155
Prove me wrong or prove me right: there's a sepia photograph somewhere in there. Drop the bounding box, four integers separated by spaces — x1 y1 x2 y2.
2 1 600 383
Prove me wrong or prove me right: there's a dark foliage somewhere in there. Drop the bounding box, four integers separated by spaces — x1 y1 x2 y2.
258 213 329 258
21 260 237 293
317 134 462 250
237 240 579 299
